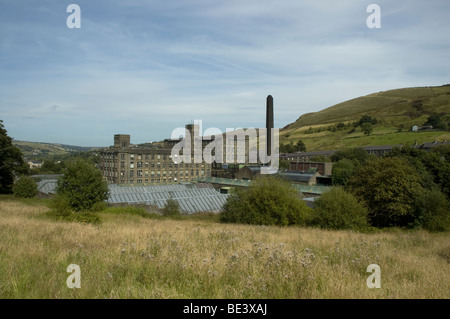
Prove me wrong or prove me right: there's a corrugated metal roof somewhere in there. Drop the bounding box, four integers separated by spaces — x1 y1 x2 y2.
35 179 229 213
107 184 229 214
37 179 58 195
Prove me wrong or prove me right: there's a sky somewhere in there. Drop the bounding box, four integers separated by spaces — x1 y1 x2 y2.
1 0 449 147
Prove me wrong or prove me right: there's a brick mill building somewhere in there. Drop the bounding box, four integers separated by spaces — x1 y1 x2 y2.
100 129 212 185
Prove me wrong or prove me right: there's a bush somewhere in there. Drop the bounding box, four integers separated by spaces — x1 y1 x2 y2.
220 175 312 226
414 189 450 232
346 157 423 228
331 159 355 186
312 187 368 230
49 194 72 216
46 194 101 224
56 158 109 211
12 176 37 198
163 197 181 217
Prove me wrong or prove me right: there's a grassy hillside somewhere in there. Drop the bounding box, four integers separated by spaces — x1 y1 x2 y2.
281 85 450 151
13 140 100 158
1 198 449 298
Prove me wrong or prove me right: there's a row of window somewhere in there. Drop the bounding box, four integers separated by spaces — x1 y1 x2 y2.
122 177 190 184
126 169 206 177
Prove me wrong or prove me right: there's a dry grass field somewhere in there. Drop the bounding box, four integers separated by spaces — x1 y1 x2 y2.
0 199 449 299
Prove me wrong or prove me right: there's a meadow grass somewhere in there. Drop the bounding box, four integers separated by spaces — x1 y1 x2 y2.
0 199 449 299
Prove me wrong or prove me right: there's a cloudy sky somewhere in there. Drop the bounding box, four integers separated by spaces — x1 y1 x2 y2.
1 0 449 147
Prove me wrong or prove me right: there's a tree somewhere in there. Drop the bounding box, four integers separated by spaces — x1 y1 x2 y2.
56 158 109 211
423 113 445 129
0 120 28 193
220 175 312 226
280 140 306 153
346 157 423 228
163 197 181 217
361 123 373 136
357 115 377 126
296 140 306 152
331 159 355 186
312 187 368 230
387 145 450 199
413 189 450 232
330 147 372 165
12 176 38 198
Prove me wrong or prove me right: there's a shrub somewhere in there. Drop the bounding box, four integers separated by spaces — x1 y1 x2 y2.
346 157 423 228
312 187 368 230
49 194 72 217
46 194 100 224
56 158 109 211
331 159 355 186
12 176 37 198
414 189 450 232
163 197 181 217
220 175 312 226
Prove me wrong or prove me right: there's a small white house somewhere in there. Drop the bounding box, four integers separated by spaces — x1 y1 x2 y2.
411 125 419 132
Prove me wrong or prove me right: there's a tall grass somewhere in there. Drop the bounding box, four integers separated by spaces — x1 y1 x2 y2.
0 200 449 298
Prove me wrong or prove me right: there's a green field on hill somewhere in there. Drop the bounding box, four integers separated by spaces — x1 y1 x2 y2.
280 85 450 151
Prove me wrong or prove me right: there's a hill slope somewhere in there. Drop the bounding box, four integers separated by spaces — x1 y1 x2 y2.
13 140 100 158
281 85 450 151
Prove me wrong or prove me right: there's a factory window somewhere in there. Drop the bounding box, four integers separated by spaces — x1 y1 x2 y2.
151 170 155 176
145 179 148 183
130 154 134 160
157 155 161 160
130 162 135 169
130 171 134 177
151 154 155 160
137 170 143 177
145 155 149 160
137 162 143 168
145 170 149 177
157 171 161 176
120 162 125 168
121 154 125 160
137 155 142 160
137 179 142 184
145 162 149 167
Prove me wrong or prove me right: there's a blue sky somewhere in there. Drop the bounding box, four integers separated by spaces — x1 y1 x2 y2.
1 0 449 147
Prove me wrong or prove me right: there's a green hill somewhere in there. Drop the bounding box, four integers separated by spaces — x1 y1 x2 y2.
281 85 450 151
13 140 99 158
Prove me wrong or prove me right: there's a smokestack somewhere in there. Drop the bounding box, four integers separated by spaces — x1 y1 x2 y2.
266 95 274 156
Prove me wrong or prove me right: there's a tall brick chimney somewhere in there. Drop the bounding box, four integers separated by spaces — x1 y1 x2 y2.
266 95 274 156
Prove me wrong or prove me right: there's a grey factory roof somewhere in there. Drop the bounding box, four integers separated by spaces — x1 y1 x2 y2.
108 184 229 214
36 179 228 214
36 179 58 195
